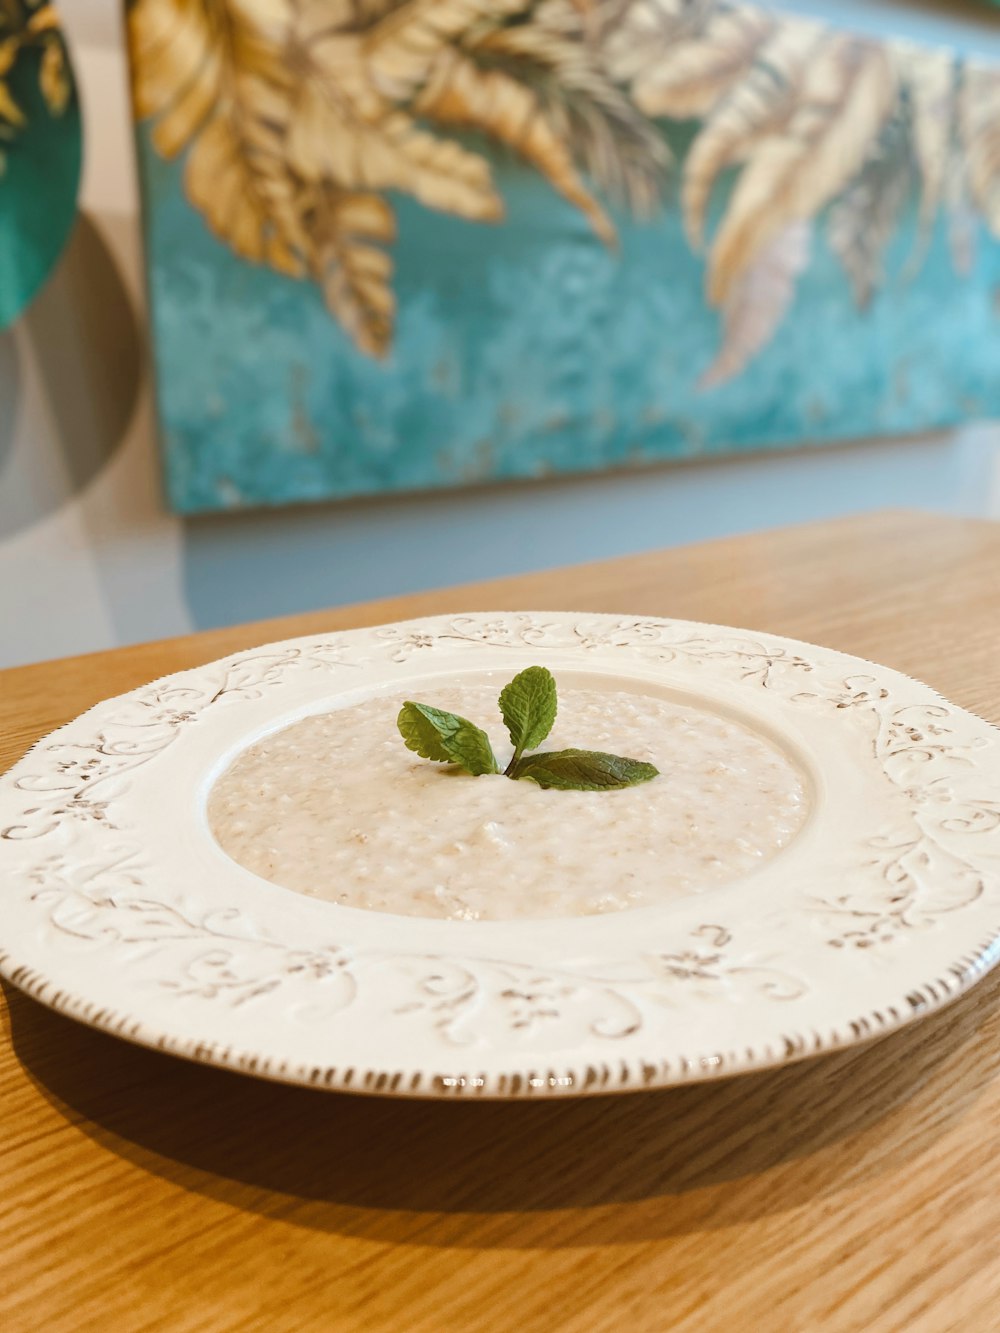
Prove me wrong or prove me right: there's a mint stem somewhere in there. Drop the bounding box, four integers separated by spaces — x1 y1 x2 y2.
503 745 524 778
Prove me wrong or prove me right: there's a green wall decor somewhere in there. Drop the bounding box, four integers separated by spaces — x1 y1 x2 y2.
0 1 81 331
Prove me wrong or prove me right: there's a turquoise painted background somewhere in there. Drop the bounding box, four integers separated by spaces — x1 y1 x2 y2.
138 130 1000 516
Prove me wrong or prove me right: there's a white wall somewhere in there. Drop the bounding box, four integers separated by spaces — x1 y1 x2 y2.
2 0 999 669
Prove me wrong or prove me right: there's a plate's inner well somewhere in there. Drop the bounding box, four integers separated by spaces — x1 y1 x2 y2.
207 673 809 921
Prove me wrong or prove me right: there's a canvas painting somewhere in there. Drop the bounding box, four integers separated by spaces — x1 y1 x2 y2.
126 0 1000 515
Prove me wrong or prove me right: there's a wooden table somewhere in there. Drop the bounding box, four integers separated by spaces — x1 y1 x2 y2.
3 509 1000 1332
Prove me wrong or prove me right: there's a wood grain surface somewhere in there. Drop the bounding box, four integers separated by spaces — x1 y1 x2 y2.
2 509 1000 1332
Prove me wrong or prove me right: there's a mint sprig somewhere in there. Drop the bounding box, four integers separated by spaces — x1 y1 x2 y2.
397 667 659 792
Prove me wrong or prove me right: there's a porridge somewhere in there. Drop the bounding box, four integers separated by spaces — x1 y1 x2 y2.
208 681 809 920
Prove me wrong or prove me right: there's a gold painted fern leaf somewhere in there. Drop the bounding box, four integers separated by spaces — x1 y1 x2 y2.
681 15 825 250
416 45 616 244
631 4 774 121
705 31 896 306
827 114 911 310
700 219 811 389
315 188 397 357
129 0 304 273
365 0 531 102
0 0 73 173
0 38 26 136
961 59 1000 239
473 18 669 217
901 44 956 231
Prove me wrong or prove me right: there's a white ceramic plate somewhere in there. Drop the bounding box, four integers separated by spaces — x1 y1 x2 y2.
2 612 999 1098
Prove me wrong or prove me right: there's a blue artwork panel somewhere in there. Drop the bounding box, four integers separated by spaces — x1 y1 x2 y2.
127 0 1000 514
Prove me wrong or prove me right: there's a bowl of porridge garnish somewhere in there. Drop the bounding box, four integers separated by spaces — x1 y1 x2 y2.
2 612 999 1098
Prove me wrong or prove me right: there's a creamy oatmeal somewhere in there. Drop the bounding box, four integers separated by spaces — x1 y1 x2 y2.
207 682 808 920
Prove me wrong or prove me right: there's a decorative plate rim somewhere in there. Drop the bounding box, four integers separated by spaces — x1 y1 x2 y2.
2 610 999 1099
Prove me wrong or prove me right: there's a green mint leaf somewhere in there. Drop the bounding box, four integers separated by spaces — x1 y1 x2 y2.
397 702 456 763
511 748 659 791
397 702 499 776
443 722 501 776
499 665 557 764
